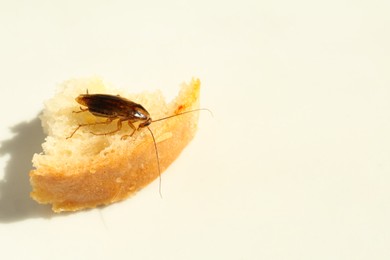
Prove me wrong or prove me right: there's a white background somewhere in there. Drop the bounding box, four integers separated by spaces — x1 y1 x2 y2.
1 0 390 259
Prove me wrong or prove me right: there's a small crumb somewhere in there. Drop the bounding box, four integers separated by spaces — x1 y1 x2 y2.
175 104 185 114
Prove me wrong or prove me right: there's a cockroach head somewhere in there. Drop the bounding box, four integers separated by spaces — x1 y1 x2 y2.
132 104 152 128
139 118 152 128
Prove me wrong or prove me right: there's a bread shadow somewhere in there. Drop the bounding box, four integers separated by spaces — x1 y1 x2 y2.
0 114 54 222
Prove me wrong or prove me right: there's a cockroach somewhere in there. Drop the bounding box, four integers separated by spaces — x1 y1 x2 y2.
67 91 210 196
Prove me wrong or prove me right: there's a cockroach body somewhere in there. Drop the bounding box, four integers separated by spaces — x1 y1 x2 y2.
71 94 152 139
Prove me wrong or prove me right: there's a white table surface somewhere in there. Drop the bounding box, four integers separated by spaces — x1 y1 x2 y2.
1 1 389 259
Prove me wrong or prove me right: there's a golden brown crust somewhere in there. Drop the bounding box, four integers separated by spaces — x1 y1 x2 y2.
29 79 200 212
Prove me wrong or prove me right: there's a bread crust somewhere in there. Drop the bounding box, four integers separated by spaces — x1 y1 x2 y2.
30 79 200 212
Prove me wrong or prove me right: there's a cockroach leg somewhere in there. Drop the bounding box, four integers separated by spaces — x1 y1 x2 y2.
67 125 82 139
67 118 114 139
90 118 124 136
120 121 137 140
72 107 89 113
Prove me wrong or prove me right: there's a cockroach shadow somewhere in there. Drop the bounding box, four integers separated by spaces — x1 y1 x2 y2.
0 114 53 222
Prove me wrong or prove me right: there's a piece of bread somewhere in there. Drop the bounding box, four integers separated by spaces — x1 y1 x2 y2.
30 78 200 212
